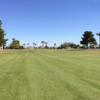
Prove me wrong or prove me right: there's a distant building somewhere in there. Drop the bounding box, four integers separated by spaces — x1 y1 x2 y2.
0 47 3 50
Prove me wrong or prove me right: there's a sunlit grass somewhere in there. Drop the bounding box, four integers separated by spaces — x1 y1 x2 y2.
0 49 100 100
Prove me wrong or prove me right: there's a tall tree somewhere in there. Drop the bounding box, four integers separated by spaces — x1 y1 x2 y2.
12 38 15 41
33 43 35 48
80 31 97 48
77 44 80 47
0 20 8 48
63 42 69 48
12 38 16 49
69 43 76 48
54 43 56 48
41 41 45 48
27 43 29 48
60 44 64 49
96 32 100 46
10 40 20 49
27 43 29 46
45 42 48 46
2 39 8 49
23 44 25 48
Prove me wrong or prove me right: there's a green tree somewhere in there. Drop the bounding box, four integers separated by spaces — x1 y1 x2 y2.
12 38 16 49
45 42 48 46
2 39 8 49
45 45 49 49
41 41 45 48
54 43 56 48
19 46 24 49
68 43 76 48
63 42 69 48
77 44 80 48
80 31 97 48
0 20 8 48
60 42 76 49
96 32 100 46
60 44 64 49
33 43 35 48
10 40 20 49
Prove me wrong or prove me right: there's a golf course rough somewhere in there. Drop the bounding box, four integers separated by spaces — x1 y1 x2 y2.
0 49 100 100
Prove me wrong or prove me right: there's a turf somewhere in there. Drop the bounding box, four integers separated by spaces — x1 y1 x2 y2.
0 49 100 100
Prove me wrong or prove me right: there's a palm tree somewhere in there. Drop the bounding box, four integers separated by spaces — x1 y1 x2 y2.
12 38 15 49
12 38 15 41
54 43 56 48
41 41 45 48
33 43 35 48
23 44 25 48
27 43 29 49
35 43 37 48
96 32 100 46
45 42 48 46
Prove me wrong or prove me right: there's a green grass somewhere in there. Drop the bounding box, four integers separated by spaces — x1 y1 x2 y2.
0 49 100 100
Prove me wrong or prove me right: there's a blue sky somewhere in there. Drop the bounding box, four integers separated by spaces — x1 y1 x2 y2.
0 0 100 47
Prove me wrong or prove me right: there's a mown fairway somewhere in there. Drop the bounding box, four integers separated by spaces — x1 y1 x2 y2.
0 49 100 100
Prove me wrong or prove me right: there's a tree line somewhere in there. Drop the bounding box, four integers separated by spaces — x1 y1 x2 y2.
0 20 100 49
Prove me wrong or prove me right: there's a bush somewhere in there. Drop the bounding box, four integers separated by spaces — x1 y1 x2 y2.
57 47 61 49
38 46 42 49
74 46 78 49
50 47 53 49
5 46 10 49
45 45 49 49
80 46 85 49
19 46 24 49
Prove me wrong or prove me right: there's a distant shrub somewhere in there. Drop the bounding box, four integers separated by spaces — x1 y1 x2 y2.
38 46 42 49
5 46 10 49
57 47 61 49
50 47 52 49
53 47 55 49
80 46 85 49
45 45 49 49
19 46 24 49
74 46 78 49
